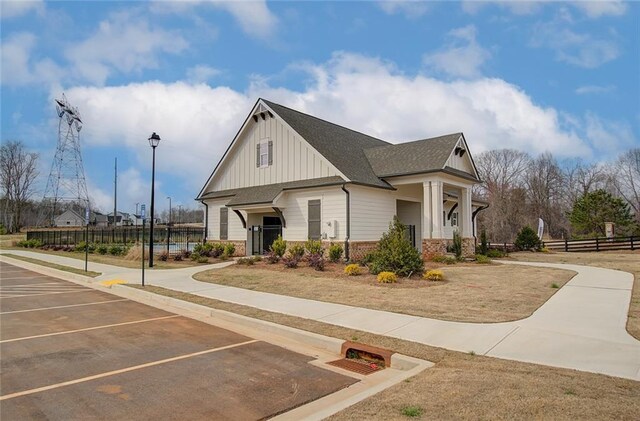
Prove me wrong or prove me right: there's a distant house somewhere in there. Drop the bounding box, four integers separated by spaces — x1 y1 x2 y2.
92 212 109 228
53 209 84 227
197 99 486 259
107 211 133 227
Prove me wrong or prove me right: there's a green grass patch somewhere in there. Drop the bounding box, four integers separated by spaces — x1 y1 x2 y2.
3 253 101 277
551 283 559 289
401 405 424 418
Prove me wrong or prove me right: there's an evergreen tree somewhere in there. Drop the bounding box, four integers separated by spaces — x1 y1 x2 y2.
568 189 637 237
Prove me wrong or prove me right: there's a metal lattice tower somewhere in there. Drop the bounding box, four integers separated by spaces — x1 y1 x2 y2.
42 94 90 225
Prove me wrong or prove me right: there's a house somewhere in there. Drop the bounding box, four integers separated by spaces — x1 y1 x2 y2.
197 99 487 259
53 209 109 228
107 211 133 227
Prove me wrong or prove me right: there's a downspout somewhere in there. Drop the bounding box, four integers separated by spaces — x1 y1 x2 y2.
341 184 350 261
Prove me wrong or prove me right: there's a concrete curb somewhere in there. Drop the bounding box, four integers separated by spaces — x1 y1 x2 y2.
0 255 101 284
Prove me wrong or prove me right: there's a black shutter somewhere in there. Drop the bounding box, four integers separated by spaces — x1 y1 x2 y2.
220 208 228 240
268 140 273 165
308 200 321 240
256 143 260 167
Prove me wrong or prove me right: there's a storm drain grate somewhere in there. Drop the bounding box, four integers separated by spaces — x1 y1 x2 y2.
327 358 382 375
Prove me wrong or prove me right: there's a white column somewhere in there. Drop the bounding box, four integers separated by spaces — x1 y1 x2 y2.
431 181 444 238
460 187 473 237
422 182 431 239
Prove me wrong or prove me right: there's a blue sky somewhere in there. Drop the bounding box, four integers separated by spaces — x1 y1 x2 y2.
1 0 638 216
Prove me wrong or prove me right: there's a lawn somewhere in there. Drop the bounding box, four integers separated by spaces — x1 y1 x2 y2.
192 260 575 323
2 253 101 277
134 285 640 420
507 251 640 340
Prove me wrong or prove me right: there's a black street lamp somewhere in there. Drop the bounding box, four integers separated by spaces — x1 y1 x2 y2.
167 196 172 226
148 132 160 267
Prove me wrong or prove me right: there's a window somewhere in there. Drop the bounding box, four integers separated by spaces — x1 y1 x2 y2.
451 212 458 227
220 207 228 240
308 200 321 240
256 139 273 168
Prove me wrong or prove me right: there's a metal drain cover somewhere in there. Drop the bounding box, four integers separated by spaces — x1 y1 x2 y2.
327 358 382 375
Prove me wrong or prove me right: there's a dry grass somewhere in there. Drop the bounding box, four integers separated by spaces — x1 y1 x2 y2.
131 285 640 420
3 253 101 277
0 233 26 248
507 251 640 340
192 262 575 323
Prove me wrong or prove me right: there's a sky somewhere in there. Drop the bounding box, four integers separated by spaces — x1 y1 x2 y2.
1 0 639 216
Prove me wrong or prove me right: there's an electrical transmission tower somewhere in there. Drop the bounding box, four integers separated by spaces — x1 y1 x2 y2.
42 94 90 225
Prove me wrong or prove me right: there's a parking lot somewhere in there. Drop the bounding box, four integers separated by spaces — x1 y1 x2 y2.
0 262 358 420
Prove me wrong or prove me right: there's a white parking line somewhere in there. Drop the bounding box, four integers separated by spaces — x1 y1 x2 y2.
0 290 94 299
0 315 180 343
0 339 259 401
0 299 129 315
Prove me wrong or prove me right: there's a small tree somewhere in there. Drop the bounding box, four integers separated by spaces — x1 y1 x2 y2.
0 141 39 233
514 226 541 251
452 230 463 260
568 189 637 237
270 235 287 257
368 217 423 277
479 228 488 255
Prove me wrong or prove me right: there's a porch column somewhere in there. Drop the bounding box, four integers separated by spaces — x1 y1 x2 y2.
460 187 473 238
431 181 444 238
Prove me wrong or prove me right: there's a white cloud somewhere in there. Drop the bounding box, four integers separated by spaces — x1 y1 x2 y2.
186 65 222 83
575 84 616 95
65 11 188 85
462 1 543 15
531 21 620 68
378 1 430 18
213 0 278 38
0 32 63 87
571 0 627 18
0 0 45 19
62 52 632 207
423 25 491 78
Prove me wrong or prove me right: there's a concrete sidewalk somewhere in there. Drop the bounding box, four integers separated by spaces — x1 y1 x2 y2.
2 249 639 380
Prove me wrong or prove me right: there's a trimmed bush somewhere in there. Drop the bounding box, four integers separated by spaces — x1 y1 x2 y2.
197 256 209 264
223 243 236 257
479 228 489 256
423 269 444 281
452 230 463 260
211 243 225 258
431 254 457 265
157 250 169 261
270 235 287 257
328 243 343 262
74 241 95 253
108 244 127 256
475 254 491 264
368 218 424 277
237 257 254 265
307 253 325 271
287 244 305 259
194 242 214 257
252 255 262 263
181 249 191 259
344 264 361 276
190 251 201 261
377 271 397 283
487 249 506 258
96 244 108 255
17 239 43 248
282 255 299 268
305 239 323 255
173 253 183 261
514 226 541 251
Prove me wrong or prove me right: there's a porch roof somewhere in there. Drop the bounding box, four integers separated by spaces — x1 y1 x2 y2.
199 176 345 207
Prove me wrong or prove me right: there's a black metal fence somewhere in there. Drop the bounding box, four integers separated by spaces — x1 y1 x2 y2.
27 227 205 255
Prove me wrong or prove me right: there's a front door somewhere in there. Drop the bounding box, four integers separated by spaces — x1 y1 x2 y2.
262 216 282 254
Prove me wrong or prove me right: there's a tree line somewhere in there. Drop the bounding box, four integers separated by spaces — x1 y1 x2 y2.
474 148 640 242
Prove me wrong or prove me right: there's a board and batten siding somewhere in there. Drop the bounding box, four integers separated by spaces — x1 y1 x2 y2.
444 138 476 175
204 199 245 241
210 116 340 192
278 187 346 241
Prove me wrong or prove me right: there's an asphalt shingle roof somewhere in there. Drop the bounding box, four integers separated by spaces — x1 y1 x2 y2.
262 100 393 189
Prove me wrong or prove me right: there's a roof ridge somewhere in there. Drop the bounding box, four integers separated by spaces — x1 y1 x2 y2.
261 98 391 146
365 132 462 152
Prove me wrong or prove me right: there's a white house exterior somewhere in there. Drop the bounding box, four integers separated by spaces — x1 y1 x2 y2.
53 209 85 227
197 99 485 259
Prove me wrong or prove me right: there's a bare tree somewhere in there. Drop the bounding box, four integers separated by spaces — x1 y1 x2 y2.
610 148 640 222
525 152 566 238
475 149 531 242
0 141 39 232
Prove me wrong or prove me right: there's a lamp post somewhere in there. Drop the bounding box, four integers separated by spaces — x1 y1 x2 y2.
167 196 172 226
148 132 160 268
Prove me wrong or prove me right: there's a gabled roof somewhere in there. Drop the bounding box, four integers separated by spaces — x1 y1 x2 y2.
262 100 392 189
365 133 466 178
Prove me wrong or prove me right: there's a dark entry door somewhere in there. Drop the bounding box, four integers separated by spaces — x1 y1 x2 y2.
262 216 282 254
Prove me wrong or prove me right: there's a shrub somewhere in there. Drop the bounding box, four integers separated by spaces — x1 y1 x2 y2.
109 244 126 256
181 249 191 259
344 264 361 276
157 250 169 261
96 244 108 255
479 229 489 256
237 257 254 265
431 254 457 265
328 243 343 262
265 250 280 264
270 235 287 257
368 218 423 277
475 254 492 264
282 255 299 268
424 269 444 281
194 242 214 257
190 251 201 261
361 252 375 266
514 226 541 251
173 253 183 261
0 224 6 235
288 244 305 259
487 249 506 258
305 239 323 255
211 243 225 258
307 253 325 271
377 271 397 283
74 241 87 252
197 256 209 264
452 230 463 260
223 242 236 257
541 246 550 253
18 239 43 248
252 255 262 263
